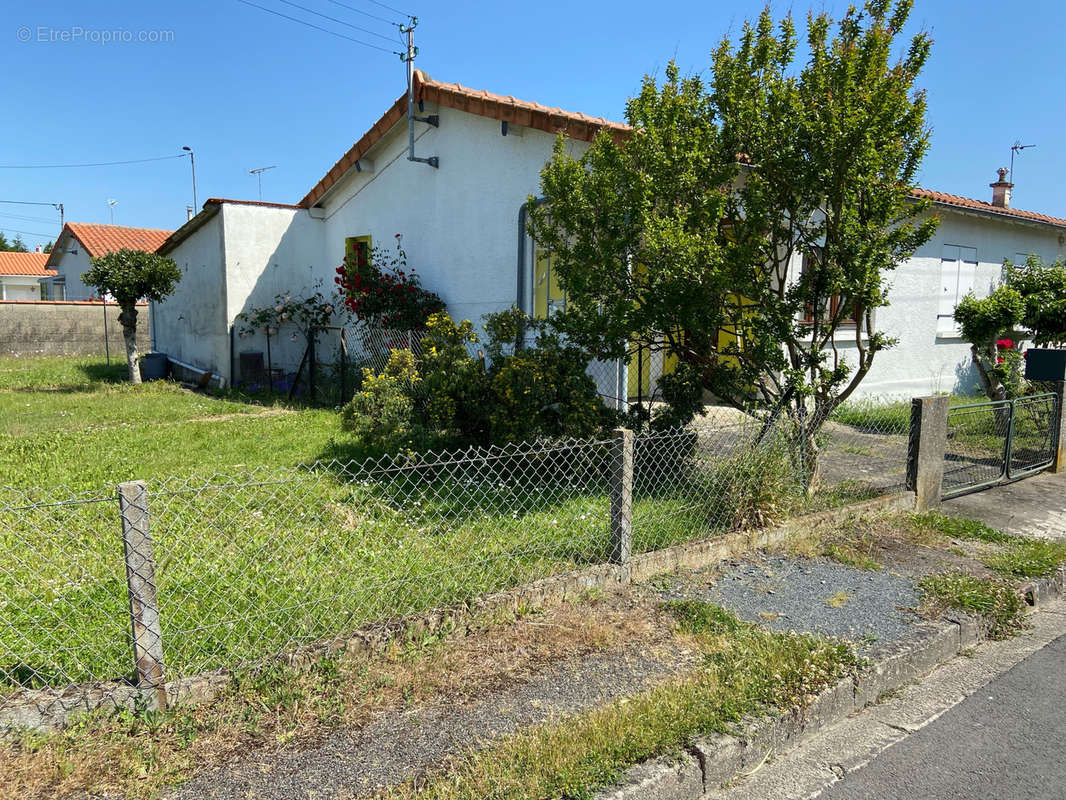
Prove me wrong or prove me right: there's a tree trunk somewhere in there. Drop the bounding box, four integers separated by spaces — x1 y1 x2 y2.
119 304 141 384
971 343 1006 402
792 403 822 494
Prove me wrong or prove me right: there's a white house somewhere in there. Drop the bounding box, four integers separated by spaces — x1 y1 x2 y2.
0 252 55 300
41 223 173 301
154 71 1066 400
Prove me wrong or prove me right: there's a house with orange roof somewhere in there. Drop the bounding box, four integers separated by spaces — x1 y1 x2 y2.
0 251 56 300
42 222 173 302
153 71 1066 399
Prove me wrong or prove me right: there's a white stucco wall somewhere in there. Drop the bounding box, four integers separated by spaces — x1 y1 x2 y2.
318 107 588 327
152 211 230 376
835 210 1066 399
153 100 1066 404
0 276 43 300
223 203 326 373
48 247 96 300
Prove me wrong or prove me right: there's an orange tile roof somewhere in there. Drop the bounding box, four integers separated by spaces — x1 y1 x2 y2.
47 223 174 267
911 187 1066 229
0 252 56 277
300 71 630 208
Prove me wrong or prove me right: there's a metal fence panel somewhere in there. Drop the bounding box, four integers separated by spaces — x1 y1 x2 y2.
1008 392 1059 478
943 400 1010 497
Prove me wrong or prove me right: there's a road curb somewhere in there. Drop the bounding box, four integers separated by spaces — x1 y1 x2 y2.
597 567 1066 799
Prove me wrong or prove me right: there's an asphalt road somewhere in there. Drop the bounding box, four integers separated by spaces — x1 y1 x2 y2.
815 631 1066 800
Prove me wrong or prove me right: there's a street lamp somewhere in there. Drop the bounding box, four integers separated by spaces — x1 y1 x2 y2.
182 146 198 212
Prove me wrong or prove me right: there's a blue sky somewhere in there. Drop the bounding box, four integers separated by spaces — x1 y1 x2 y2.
2 0 1063 245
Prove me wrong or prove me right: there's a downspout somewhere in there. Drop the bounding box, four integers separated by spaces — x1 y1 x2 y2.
229 324 235 390
516 202 529 315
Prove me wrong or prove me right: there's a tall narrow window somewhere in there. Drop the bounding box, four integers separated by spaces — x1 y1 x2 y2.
937 244 977 334
533 246 565 319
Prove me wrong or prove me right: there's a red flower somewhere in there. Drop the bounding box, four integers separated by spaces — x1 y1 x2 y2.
997 357 1005 364
996 338 1014 350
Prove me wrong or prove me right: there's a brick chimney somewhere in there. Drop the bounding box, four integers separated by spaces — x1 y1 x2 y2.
34 244 42 253
990 167 1013 208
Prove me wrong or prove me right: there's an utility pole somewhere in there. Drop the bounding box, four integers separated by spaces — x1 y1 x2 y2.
249 165 277 201
401 18 438 168
182 146 198 211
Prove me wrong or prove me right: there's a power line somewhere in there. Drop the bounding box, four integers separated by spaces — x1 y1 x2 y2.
0 227 57 239
322 0 402 27
234 0 401 54
273 0 398 42
0 155 186 171
362 0 413 20
0 211 59 224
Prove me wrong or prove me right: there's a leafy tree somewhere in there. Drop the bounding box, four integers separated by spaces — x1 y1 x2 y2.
43 241 54 254
1009 255 1066 347
0 233 8 251
81 248 182 383
530 1 936 484
955 255 1066 400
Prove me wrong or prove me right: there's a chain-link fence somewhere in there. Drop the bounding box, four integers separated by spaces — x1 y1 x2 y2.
0 419 830 729
2 383 1059 730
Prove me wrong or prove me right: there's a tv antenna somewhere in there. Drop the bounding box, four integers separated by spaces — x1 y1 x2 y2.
249 165 277 201
1009 141 1036 194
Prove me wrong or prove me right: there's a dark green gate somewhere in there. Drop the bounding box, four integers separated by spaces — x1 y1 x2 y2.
942 393 1059 499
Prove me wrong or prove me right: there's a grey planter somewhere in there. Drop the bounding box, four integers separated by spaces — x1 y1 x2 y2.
139 352 169 382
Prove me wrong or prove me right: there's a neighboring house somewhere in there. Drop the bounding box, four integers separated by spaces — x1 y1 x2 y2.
0 252 56 300
154 71 1066 400
41 222 173 301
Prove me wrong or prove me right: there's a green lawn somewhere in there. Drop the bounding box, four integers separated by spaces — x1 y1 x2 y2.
0 356 341 490
0 356 836 697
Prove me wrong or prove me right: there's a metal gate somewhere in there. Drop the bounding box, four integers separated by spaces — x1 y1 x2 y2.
942 393 1060 498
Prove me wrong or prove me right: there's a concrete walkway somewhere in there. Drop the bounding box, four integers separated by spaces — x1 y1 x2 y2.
942 470 1066 539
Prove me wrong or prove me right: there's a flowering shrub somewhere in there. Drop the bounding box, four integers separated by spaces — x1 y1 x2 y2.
236 284 340 341
340 308 618 453
335 238 444 330
340 349 426 455
991 337 1024 399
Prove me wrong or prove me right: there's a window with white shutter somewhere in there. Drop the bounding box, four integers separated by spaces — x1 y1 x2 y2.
937 244 977 335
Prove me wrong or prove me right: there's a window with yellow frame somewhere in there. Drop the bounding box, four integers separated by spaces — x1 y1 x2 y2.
345 235 372 268
533 245 565 319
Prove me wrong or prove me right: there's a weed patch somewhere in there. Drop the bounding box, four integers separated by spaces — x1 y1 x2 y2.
382 602 857 800
918 572 1026 640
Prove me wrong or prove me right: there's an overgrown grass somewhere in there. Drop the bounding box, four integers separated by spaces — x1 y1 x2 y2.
918 572 1027 640
0 356 864 697
912 512 1066 578
0 597 651 800
381 602 857 800
0 356 341 489
909 511 1015 544
981 540 1066 579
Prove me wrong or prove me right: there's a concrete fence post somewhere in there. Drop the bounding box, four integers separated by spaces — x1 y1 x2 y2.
906 396 950 511
117 481 168 711
1051 381 1066 474
609 427 634 572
